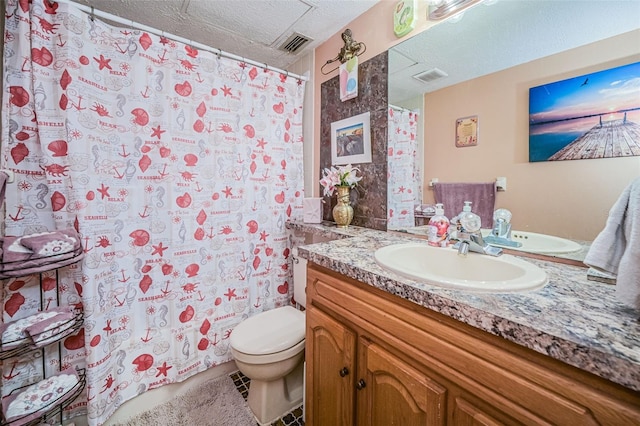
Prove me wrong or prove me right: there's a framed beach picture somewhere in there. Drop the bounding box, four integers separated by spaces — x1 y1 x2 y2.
529 61 640 162
331 112 372 165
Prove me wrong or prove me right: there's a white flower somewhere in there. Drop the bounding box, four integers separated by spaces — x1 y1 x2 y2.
320 164 362 197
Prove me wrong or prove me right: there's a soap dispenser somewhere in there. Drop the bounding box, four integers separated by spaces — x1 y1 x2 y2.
451 201 473 241
427 203 450 247
459 207 482 238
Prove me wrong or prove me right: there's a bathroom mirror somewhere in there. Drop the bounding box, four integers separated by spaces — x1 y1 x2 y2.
388 0 640 261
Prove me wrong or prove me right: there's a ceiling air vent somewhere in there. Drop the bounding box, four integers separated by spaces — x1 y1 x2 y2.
412 68 448 84
278 32 313 54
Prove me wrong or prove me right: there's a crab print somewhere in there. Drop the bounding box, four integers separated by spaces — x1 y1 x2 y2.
181 283 198 293
95 236 112 248
180 171 197 182
101 375 115 392
179 59 197 71
219 225 233 235
38 17 59 34
217 123 233 133
40 164 69 177
91 103 112 117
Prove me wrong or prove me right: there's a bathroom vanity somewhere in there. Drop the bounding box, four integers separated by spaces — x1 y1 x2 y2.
288 222 640 425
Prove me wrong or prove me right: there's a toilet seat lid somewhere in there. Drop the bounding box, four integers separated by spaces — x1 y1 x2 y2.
231 306 305 355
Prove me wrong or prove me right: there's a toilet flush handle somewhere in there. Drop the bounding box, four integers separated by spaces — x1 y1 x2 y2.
339 367 349 377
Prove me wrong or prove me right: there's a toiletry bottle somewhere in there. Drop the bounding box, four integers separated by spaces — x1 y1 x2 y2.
450 201 472 241
427 203 450 247
459 206 482 237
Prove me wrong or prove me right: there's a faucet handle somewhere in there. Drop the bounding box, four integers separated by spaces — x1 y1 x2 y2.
493 208 512 223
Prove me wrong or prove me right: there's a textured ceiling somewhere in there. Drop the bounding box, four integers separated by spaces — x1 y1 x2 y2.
73 0 380 70
390 0 640 104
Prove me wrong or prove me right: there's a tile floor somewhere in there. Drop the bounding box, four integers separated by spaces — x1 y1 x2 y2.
230 371 305 426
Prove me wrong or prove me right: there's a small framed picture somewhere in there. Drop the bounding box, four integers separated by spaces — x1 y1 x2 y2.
455 115 478 147
331 112 372 165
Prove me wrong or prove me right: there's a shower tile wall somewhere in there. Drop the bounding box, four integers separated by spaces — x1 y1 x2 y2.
320 51 388 231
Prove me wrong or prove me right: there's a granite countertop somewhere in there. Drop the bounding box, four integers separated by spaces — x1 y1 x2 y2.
287 220 640 392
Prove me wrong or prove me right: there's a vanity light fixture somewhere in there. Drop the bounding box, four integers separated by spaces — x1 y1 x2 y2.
428 0 481 21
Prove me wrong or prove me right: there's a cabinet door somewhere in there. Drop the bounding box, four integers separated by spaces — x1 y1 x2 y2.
306 306 356 426
451 397 506 426
357 338 447 426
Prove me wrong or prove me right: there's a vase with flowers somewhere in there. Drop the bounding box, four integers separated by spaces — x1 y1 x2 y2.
320 164 362 228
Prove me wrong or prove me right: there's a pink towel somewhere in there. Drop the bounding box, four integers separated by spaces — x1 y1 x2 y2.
433 182 496 228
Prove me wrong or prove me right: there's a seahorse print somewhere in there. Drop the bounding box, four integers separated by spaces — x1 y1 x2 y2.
113 219 124 242
154 70 164 91
153 186 165 208
30 183 49 209
115 350 127 374
115 94 126 117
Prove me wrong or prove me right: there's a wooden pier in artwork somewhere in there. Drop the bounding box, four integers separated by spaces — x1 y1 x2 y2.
549 116 640 161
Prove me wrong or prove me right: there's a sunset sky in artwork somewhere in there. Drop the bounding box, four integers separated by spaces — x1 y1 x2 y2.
529 61 640 132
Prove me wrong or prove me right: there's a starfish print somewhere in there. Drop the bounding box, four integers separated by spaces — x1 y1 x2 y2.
239 62 248 69
156 362 172 377
159 36 170 45
221 85 232 97
152 242 167 256
224 288 236 301
256 138 267 149
222 186 233 198
150 125 165 139
398 186 405 193
93 54 112 71
259 230 269 242
97 183 110 199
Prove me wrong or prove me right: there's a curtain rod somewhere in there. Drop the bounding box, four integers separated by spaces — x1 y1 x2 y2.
54 0 308 81
389 104 414 113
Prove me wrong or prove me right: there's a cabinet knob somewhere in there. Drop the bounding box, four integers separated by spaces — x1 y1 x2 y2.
339 367 349 377
356 379 366 390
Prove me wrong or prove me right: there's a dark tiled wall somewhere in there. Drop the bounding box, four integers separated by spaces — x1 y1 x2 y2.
320 51 388 231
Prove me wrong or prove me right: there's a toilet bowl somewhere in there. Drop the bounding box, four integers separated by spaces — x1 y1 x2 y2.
230 305 306 425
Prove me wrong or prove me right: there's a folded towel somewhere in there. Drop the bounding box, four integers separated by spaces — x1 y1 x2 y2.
433 182 496 228
0 170 8 209
584 177 640 310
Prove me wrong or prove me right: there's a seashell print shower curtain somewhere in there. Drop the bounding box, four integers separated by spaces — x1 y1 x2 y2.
387 106 420 230
1 0 305 424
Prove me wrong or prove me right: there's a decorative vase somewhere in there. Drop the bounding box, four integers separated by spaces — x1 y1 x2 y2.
332 186 354 228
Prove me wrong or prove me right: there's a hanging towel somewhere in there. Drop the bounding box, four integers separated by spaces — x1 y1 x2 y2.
340 56 358 102
433 182 496 228
0 170 9 209
584 177 640 310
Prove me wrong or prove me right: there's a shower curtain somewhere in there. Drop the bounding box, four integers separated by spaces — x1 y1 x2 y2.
387 106 419 230
1 1 305 424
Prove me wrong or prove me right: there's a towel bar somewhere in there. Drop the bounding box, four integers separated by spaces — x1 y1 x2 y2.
429 177 507 192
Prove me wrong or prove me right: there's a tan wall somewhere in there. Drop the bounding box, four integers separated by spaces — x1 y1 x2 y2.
311 0 439 196
421 30 640 241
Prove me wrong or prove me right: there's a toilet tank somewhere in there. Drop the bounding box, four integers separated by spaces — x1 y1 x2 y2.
291 232 339 309
292 246 307 308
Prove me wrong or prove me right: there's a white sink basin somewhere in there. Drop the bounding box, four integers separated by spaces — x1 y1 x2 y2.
481 229 582 254
374 243 547 293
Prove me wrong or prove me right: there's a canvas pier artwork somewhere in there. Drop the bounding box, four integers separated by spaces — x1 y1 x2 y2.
529 61 640 162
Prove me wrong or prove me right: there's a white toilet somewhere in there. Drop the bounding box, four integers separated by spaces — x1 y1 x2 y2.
230 247 307 425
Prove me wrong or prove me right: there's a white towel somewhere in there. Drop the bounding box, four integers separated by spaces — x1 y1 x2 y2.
584 177 640 310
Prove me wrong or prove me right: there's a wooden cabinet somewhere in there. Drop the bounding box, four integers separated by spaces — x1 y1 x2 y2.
305 263 640 426
307 306 355 425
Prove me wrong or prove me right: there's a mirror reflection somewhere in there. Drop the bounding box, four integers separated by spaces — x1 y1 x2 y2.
387 0 640 261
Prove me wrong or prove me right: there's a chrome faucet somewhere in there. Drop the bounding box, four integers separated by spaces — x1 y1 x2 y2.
484 208 522 248
457 231 503 257
492 217 512 239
